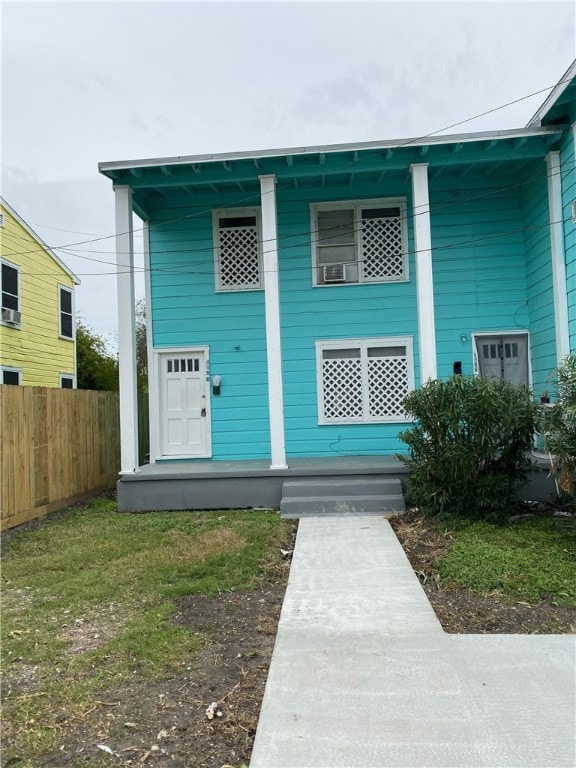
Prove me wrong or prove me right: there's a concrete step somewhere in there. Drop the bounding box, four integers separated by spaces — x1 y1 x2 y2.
280 494 405 519
281 477 401 499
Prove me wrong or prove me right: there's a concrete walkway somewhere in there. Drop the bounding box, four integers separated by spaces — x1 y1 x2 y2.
250 517 576 768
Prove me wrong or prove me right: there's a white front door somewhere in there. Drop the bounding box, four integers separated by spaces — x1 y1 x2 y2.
159 350 210 457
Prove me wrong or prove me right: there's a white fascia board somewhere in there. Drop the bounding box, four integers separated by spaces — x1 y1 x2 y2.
98 127 561 176
527 60 576 127
0 197 81 284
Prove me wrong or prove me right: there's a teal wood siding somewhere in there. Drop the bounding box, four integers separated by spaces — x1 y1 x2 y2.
276 182 418 457
147 196 270 460
143 149 553 461
430 174 530 380
561 119 576 353
521 162 556 397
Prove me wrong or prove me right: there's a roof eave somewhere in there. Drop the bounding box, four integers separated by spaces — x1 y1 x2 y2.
98 126 561 177
0 197 81 285
527 59 576 126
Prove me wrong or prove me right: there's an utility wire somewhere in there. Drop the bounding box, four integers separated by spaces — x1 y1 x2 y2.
4 150 574 268
12 73 574 253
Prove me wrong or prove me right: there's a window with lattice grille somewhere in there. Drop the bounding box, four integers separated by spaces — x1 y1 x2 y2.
311 199 408 286
316 338 414 424
213 208 262 291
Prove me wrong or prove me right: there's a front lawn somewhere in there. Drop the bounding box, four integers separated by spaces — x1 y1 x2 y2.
1 497 294 767
391 511 576 633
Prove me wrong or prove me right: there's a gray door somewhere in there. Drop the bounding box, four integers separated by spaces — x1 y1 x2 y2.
474 334 529 387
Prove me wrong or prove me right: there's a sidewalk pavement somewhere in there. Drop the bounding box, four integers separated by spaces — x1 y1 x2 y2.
250 516 576 768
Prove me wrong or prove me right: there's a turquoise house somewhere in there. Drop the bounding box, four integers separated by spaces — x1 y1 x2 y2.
99 61 575 511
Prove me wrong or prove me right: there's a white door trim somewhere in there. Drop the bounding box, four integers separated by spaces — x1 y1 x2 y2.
154 346 211 460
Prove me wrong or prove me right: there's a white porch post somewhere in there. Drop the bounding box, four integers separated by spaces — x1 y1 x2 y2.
410 163 437 382
259 174 287 469
546 151 570 362
114 185 139 474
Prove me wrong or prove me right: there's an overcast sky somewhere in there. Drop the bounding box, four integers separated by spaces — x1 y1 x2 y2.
2 0 575 344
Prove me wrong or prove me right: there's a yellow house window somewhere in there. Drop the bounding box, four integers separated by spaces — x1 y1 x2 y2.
59 286 73 339
1 260 21 326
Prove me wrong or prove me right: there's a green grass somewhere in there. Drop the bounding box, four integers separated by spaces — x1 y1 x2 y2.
437 516 576 606
1 497 292 762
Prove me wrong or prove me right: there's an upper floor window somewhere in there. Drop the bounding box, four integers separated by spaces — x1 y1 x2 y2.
59 286 74 339
1 260 21 327
311 199 408 286
213 208 262 292
316 337 414 424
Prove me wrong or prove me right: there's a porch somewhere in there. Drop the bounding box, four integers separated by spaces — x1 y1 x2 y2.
117 456 408 513
116 453 555 513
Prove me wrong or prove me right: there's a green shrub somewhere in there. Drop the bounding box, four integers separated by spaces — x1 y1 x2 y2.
398 376 536 522
540 355 576 495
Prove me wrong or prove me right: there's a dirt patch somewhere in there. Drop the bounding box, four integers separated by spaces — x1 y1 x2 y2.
389 512 576 634
32 580 287 768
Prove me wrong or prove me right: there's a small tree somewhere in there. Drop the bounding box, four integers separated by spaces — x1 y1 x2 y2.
399 376 536 522
76 321 119 391
135 298 148 393
540 355 576 495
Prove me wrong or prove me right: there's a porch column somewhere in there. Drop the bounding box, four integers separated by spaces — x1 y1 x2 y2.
114 185 139 474
259 174 287 469
410 163 437 382
546 151 570 362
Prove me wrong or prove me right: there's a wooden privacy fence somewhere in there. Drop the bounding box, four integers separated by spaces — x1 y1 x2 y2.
1 386 121 530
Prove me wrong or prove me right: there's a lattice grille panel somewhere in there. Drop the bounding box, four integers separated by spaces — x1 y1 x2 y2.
367 356 409 418
218 226 260 289
361 215 404 280
322 358 363 421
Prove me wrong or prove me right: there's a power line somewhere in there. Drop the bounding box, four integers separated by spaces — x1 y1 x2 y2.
12 72 575 254
3 151 574 269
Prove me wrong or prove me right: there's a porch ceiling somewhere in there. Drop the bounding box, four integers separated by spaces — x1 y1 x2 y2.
99 127 563 219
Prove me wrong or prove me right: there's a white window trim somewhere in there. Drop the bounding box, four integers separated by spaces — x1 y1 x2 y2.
1 258 21 328
316 336 415 425
212 206 263 292
471 331 532 390
0 214 4 227
60 373 76 388
310 197 409 287
58 284 75 340
1 366 22 385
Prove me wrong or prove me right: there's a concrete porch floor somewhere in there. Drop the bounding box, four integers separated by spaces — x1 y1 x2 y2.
117 454 555 512
117 456 408 512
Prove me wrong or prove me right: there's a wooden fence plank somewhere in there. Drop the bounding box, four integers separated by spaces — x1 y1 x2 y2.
0 387 129 531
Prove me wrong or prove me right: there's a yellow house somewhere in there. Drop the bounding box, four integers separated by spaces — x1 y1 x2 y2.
0 198 80 387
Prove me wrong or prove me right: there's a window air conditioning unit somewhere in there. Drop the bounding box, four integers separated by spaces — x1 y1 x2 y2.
2 308 21 325
323 263 350 283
